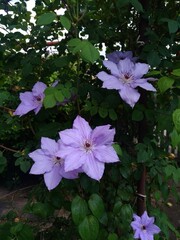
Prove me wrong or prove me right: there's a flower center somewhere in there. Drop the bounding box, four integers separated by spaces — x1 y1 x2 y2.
36 96 42 102
141 225 146 230
121 73 133 84
84 141 92 152
53 156 63 165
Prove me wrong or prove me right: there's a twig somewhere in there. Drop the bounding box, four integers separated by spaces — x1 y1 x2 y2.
0 145 19 153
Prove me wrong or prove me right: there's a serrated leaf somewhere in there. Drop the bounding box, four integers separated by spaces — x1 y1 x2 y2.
78 215 99 240
157 76 174 93
37 12 56 25
71 196 89 225
60 15 71 31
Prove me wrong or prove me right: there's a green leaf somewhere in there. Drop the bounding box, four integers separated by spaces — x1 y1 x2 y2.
147 51 161 67
37 12 56 25
170 128 180 147
109 109 117 120
137 150 149 163
43 94 56 108
88 194 107 225
168 19 179 33
98 107 108 118
32 202 54 218
78 215 99 240
80 41 100 63
54 56 70 68
172 68 180 77
20 161 31 173
157 76 174 93
130 0 143 12
0 152 7 173
113 144 122 156
67 38 81 47
164 165 176 178
71 196 89 225
108 233 118 240
54 90 64 102
173 109 180 132
60 15 71 31
132 109 144 121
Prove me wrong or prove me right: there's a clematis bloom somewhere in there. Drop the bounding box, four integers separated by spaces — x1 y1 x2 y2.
14 81 47 116
59 115 119 181
131 211 161 240
107 51 137 63
97 58 156 108
29 137 79 190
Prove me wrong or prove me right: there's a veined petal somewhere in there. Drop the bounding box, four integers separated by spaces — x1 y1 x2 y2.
29 159 53 174
64 149 86 172
44 165 62 190
133 62 149 78
141 211 149 225
73 116 92 139
29 149 49 162
14 103 36 116
91 125 115 145
134 81 156 92
97 72 123 90
59 128 83 147
119 85 140 108
19 92 34 104
82 152 105 180
117 58 134 74
93 146 119 163
146 224 161 234
41 137 59 155
103 60 120 76
32 82 47 96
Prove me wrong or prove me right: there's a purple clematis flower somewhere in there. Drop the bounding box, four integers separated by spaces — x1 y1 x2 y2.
14 82 47 116
131 211 161 240
97 58 156 108
107 51 138 64
29 137 79 190
59 115 119 181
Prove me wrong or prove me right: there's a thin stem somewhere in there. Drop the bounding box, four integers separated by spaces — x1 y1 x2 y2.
0 145 19 153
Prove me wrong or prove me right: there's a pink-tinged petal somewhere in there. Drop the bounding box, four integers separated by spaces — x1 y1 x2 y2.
34 103 43 114
97 72 123 90
64 149 86 172
133 62 149 78
29 159 53 174
44 165 62 190
103 60 120 76
134 81 156 92
32 82 47 96
59 129 83 147
41 137 59 155
73 116 92 140
117 58 134 74
119 85 140 108
14 103 36 116
91 125 115 145
82 153 105 180
93 146 119 163
19 92 34 104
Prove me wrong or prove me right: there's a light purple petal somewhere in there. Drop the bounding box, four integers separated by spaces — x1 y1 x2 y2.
133 63 149 79
133 81 156 92
34 103 43 114
73 115 92 140
141 211 150 225
139 230 149 240
103 60 120 76
93 146 119 163
19 92 34 104
32 82 47 96
82 153 105 180
44 165 62 190
64 149 86 172
119 85 140 108
91 125 115 145
117 58 134 75
134 230 141 239
146 224 161 235
59 128 83 147
30 160 53 174
29 149 49 162
133 214 141 221
41 137 59 155
97 71 123 90
60 164 79 179
14 103 36 116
